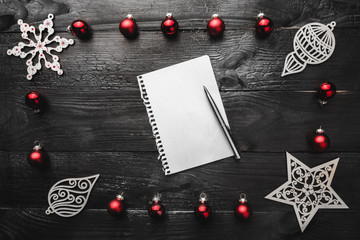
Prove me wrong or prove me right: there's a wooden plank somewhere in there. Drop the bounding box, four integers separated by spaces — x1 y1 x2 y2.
0 209 357 240
0 152 357 211
1 28 359 91
1 0 360 32
0 89 359 152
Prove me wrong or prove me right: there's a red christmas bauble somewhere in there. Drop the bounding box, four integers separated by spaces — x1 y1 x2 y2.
234 194 252 220
318 82 336 105
161 13 179 36
194 193 211 220
148 194 165 219
70 20 90 39
120 14 138 38
256 13 274 36
107 194 124 217
25 91 42 113
312 127 330 152
207 14 225 37
28 142 46 168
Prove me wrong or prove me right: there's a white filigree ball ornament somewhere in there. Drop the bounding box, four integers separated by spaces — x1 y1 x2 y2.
282 21 336 77
7 14 74 80
46 174 99 218
265 152 348 232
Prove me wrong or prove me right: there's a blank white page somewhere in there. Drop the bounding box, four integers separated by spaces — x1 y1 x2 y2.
138 55 233 175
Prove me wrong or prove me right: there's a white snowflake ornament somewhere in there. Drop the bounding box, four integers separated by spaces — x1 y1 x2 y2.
265 152 348 232
7 14 74 80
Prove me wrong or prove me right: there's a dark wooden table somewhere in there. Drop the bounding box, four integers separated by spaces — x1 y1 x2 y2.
1 0 359 239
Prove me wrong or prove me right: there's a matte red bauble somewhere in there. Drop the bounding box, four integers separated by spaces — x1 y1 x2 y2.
318 82 336 105
312 127 330 152
235 193 252 220
25 91 42 113
148 194 165 219
256 13 274 36
207 14 225 37
161 13 179 36
107 193 125 217
28 141 46 168
119 14 138 38
194 193 211 220
69 20 90 39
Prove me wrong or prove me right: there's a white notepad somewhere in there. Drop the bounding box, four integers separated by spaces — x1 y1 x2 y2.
137 55 234 175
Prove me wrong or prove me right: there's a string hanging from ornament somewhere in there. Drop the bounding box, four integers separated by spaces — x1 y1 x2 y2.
46 174 100 217
7 14 74 80
282 21 336 77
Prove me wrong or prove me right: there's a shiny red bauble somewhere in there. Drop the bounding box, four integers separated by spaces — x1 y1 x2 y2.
148 194 165 219
28 141 46 168
318 82 336 105
234 194 252 220
25 91 42 113
70 20 90 39
107 194 125 217
256 13 274 36
161 13 179 36
194 193 211 220
207 14 225 37
119 14 138 38
312 127 330 152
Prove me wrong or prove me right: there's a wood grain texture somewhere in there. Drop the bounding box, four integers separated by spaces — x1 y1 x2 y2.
0 152 357 211
0 209 358 240
0 0 360 239
1 29 360 91
1 89 360 152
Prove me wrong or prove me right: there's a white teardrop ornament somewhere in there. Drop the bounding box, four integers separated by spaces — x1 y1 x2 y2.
45 174 100 217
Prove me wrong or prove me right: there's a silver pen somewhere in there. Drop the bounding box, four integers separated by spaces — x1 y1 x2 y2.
203 86 241 159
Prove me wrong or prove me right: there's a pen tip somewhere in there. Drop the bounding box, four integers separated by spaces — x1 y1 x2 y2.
203 86 208 92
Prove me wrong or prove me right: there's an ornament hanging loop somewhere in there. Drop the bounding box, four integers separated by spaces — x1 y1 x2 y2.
239 193 247 202
116 192 124 200
327 21 336 30
199 192 207 202
33 140 43 149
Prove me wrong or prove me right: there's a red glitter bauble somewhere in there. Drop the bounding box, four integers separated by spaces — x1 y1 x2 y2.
25 91 42 113
256 13 274 36
161 13 179 36
70 20 90 39
207 14 225 37
194 193 211 220
235 194 252 220
148 194 165 219
119 14 138 38
318 82 336 105
107 194 125 217
312 127 330 152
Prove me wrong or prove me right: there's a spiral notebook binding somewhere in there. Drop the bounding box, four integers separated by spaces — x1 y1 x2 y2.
138 76 171 175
